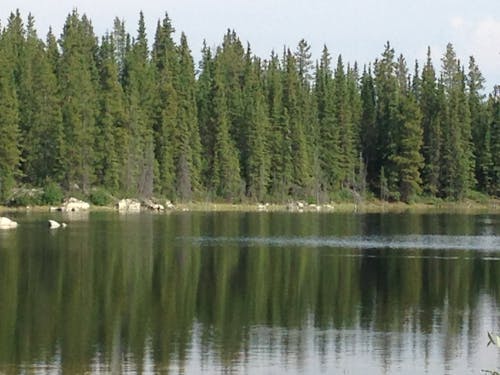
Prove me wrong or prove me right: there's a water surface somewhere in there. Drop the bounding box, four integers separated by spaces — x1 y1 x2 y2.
0 211 499 374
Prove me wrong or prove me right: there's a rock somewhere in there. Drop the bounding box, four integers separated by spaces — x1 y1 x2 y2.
48 220 67 229
165 200 174 209
143 199 165 211
62 197 90 212
117 198 141 212
0 217 18 229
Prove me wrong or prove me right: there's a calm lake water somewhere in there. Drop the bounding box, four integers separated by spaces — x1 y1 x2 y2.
0 211 499 374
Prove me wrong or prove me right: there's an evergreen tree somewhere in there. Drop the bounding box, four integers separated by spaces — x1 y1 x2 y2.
59 10 99 192
196 42 216 191
95 33 125 192
122 12 155 197
242 53 271 201
0 24 20 200
420 48 442 196
151 13 177 197
360 65 377 189
374 42 399 198
487 86 500 196
211 58 241 200
175 32 202 201
23 22 64 185
265 52 290 200
315 46 340 194
440 44 474 198
282 49 311 196
467 56 490 192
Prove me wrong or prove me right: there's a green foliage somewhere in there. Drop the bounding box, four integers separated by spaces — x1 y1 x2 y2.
89 188 113 206
0 12 496 203
41 181 64 205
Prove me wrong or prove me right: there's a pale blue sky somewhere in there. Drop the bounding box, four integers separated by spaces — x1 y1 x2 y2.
3 0 500 90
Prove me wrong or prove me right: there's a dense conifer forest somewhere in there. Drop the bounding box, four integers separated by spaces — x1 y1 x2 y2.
0 10 498 205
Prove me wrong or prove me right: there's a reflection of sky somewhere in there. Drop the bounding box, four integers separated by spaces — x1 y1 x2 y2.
189 235 500 252
82 300 500 375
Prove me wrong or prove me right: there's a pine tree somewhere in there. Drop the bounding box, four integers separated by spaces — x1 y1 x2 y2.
95 33 125 192
242 53 271 201
211 59 241 200
283 48 310 196
467 56 490 192
265 52 290 200
175 32 202 201
23 22 65 185
440 44 474 198
487 86 499 196
360 65 377 190
0 25 20 200
420 48 442 196
122 12 155 197
151 13 177 197
196 42 216 191
59 10 99 192
374 42 399 198
315 46 340 193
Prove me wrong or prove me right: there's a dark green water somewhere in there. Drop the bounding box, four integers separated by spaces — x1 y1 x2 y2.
0 211 499 374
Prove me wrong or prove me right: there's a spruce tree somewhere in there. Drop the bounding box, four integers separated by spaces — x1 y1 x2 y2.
242 54 271 201
151 13 177 197
440 44 474 198
175 32 202 201
420 48 442 196
211 58 241 200
0 27 20 200
360 65 377 190
122 12 155 197
23 23 65 185
467 56 490 192
59 10 99 192
95 33 125 192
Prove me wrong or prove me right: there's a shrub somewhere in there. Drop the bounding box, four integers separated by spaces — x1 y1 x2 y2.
41 182 64 205
89 188 113 206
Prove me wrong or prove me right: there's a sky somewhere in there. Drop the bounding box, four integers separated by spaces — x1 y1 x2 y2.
2 0 500 91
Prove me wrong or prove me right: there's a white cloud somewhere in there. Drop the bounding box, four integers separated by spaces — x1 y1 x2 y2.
470 18 500 86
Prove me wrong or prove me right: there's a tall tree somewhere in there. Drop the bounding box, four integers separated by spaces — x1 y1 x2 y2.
360 65 377 189
0 19 21 200
95 33 125 192
440 43 474 199
210 57 241 200
467 56 490 192
151 13 177 197
242 53 271 201
175 32 202 201
22 20 65 185
58 10 99 192
420 48 442 196
122 12 155 197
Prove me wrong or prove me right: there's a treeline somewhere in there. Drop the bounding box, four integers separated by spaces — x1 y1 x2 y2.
0 10 498 204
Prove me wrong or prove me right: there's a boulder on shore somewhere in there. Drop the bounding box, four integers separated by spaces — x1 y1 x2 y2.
61 197 90 212
117 198 141 212
0 217 18 229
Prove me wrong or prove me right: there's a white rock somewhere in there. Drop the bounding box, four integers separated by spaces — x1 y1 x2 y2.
62 197 90 212
117 198 141 212
0 217 18 229
48 219 66 229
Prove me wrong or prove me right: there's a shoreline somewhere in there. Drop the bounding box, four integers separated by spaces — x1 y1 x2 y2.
0 199 499 214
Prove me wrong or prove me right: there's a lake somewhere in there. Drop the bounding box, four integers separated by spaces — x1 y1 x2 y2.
0 211 499 374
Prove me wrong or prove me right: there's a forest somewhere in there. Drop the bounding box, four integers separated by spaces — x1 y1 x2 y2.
0 10 498 205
